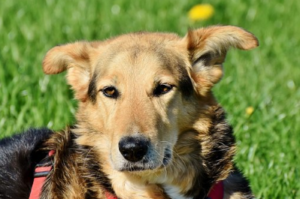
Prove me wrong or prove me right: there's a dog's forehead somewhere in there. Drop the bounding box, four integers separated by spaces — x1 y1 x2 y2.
88 33 194 96
94 33 188 78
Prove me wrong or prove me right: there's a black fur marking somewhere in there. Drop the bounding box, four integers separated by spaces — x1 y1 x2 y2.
224 167 253 197
78 144 115 195
88 74 98 103
206 107 235 182
199 107 235 198
84 179 98 199
184 107 236 198
193 52 212 66
0 128 53 199
178 67 194 97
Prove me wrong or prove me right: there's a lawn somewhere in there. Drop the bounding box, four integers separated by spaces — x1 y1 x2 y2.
0 0 299 198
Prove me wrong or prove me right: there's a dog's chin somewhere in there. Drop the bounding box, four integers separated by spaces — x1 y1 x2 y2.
119 161 169 173
119 164 158 172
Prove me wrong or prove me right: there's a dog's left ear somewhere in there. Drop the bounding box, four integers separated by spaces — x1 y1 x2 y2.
184 25 259 95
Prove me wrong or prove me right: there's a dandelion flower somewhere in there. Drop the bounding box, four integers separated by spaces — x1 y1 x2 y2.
246 106 254 116
188 4 214 21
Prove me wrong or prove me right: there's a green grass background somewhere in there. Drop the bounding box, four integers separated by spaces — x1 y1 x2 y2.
0 0 299 198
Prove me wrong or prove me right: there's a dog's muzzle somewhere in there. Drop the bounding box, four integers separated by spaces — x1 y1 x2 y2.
117 135 172 172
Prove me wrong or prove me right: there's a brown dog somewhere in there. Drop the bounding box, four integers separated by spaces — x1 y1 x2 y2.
40 25 258 199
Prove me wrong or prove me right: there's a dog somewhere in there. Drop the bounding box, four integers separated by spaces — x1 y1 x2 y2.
0 25 258 199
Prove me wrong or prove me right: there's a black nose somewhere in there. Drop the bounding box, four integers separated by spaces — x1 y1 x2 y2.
119 136 149 162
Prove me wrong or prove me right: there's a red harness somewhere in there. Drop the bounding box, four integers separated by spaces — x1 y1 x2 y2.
29 150 55 199
29 150 224 199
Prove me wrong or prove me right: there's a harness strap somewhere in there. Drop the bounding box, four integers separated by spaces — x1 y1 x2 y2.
207 181 224 199
105 191 119 199
29 150 55 199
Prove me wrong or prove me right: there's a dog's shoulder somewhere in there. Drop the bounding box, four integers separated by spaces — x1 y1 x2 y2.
0 128 53 199
40 128 115 199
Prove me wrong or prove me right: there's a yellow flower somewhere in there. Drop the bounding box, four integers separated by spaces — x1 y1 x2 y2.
246 106 254 116
188 4 214 21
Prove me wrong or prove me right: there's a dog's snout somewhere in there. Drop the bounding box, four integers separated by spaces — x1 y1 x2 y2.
119 136 149 162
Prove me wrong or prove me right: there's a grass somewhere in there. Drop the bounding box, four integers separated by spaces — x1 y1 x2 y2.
0 0 299 198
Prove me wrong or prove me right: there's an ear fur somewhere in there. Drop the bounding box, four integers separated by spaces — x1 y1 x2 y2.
185 25 259 95
42 42 99 101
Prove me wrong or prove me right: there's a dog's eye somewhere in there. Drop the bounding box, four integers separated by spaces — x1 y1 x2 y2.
153 84 173 96
101 86 119 98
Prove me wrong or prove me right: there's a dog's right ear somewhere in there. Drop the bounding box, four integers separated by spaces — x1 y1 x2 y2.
43 42 100 101
184 26 259 95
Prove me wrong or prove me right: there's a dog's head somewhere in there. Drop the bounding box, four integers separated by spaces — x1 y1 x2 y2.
43 26 258 173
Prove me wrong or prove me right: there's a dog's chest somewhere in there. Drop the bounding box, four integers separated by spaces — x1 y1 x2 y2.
163 185 193 199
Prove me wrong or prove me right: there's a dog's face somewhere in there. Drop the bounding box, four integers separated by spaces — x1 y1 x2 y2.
79 36 191 171
43 26 258 173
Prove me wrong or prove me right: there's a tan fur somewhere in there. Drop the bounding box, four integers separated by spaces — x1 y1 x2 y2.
42 25 258 199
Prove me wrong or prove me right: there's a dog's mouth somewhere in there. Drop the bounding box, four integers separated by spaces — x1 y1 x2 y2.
162 148 172 166
119 147 172 172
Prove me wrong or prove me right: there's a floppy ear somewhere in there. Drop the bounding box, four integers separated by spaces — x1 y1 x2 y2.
43 42 99 101
185 25 259 95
